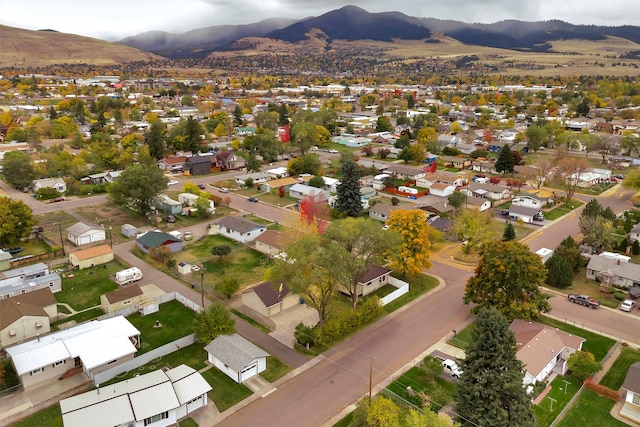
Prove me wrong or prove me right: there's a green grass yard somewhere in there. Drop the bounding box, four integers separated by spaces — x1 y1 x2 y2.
533 375 582 427
260 357 292 383
10 405 62 427
599 347 640 390
201 367 253 412
557 389 627 427
55 261 124 310
127 300 197 353
384 366 456 411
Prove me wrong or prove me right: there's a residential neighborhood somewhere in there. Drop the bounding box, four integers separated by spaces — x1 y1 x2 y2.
1 35 640 427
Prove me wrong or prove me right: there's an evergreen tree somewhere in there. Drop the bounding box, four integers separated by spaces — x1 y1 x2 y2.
545 255 574 288
581 199 602 218
144 120 167 160
633 240 640 255
455 307 536 427
495 144 515 174
555 236 583 272
502 222 516 241
335 160 362 216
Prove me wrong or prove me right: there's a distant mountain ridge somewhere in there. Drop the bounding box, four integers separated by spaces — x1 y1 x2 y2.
117 5 640 58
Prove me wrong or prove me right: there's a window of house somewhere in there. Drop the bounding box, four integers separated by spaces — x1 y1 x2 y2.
107 359 118 365
9 330 16 337
143 412 168 426
35 322 43 329
30 367 43 375
52 360 65 368
123 300 131 305
367 281 372 286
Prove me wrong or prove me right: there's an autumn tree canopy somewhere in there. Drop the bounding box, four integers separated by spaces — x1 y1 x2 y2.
386 209 432 276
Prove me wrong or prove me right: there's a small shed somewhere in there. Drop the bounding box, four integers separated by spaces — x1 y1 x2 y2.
121 224 137 238
204 334 270 384
136 231 182 254
177 261 192 275
536 248 553 264
100 284 144 313
69 244 114 270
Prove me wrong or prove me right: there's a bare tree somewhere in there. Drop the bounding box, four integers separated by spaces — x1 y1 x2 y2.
527 158 554 190
556 157 590 202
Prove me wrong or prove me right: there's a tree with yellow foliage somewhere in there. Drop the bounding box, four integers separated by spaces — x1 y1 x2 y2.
386 209 432 277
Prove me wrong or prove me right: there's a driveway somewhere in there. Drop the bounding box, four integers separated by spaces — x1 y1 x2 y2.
269 303 319 348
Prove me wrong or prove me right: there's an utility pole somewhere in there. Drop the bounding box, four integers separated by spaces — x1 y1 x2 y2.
200 269 205 309
369 356 373 399
109 226 113 248
57 218 65 256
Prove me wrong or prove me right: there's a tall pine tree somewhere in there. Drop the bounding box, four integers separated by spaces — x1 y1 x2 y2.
335 160 362 216
502 222 516 241
455 307 535 427
495 144 515 174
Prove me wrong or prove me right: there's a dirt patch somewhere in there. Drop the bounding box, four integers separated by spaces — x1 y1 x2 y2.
72 204 149 245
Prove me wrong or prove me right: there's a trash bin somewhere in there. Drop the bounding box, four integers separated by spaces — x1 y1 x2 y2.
299 297 305 304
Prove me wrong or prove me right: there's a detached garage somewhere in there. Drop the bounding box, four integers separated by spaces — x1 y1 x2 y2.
69 244 114 270
204 333 269 384
66 222 106 246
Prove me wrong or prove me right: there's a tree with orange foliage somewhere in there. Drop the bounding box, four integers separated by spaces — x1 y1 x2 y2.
386 209 432 277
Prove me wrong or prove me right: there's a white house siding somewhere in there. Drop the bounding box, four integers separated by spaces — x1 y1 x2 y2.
207 354 266 384
209 354 241 383
69 230 106 246
20 358 73 389
511 197 543 209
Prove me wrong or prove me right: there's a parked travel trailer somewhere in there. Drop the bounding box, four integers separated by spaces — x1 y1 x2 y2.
114 267 143 285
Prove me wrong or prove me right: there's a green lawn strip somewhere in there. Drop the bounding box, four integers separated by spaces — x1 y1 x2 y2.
533 375 582 427
55 261 125 310
557 389 627 427
544 200 584 221
56 304 71 314
188 235 244 258
100 343 208 386
127 300 197 353
230 309 272 333
18 238 53 256
202 247 271 288
51 308 104 330
332 413 354 427
260 356 292 383
540 316 615 362
201 367 253 412
11 404 62 427
599 347 640 389
382 273 438 314
179 418 199 427
384 366 456 411
447 323 475 349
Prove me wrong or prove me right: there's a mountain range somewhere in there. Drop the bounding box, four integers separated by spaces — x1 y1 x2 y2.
118 5 640 58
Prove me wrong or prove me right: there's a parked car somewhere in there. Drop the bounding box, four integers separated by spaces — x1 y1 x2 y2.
620 299 635 312
168 180 179 185
49 196 65 203
248 197 259 203
184 231 193 241
328 149 339 153
614 174 625 180
198 184 206 190
165 215 176 223
501 210 510 216
219 187 229 193
534 213 544 221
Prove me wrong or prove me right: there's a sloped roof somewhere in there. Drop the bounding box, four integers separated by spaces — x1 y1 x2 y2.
357 264 392 284
508 205 540 216
510 319 585 379
244 281 291 308
136 231 180 248
215 216 263 234
255 230 284 250
586 256 640 281
0 299 48 329
622 362 640 393
66 222 103 237
70 244 113 261
204 333 270 372
104 284 143 304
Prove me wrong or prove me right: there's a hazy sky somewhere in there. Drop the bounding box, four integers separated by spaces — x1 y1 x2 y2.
2 0 639 41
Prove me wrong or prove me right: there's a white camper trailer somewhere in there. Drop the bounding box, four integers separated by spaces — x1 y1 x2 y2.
115 267 143 285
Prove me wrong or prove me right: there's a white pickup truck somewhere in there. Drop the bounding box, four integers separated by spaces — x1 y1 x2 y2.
432 353 464 379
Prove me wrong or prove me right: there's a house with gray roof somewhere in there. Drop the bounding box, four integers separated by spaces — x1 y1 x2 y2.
368 203 415 223
204 333 270 383
621 362 640 424
586 256 640 289
136 231 182 254
214 217 266 244
66 222 106 246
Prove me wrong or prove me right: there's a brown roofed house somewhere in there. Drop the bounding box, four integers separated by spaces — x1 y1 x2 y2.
0 288 57 347
100 284 144 314
242 281 299 318
254 230 285 257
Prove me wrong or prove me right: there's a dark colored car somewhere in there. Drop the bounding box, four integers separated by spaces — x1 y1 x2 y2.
248 197 259 203
165 215 176 223
614 174 625 180
198 184 206 189
501 210 510 216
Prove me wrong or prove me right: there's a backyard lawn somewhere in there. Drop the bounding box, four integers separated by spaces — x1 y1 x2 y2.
533 375 582 427
127 300 197 353
51 307 104 330
384 366 456 411
202 246 271 291
201 367 253 412
599 347 640 390
10 405 62 427
543 199 584 221
55 261 124 310
101 343 208 386
557 389 627 427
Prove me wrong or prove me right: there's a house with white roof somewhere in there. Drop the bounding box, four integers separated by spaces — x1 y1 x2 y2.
288 183 330 201
204 333 270 383
60 364 211 427
6 316 140 388
66 222 106 246
32 177 66 193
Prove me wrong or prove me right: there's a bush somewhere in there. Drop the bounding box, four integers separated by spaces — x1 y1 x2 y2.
583 378 620 401
391 197 400 206
633 240 640 255
294 322 316 347
35 187 62 200
613 291 626 301
309 297 382 347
